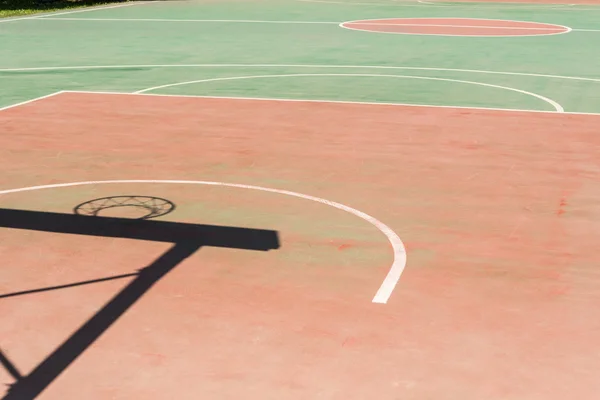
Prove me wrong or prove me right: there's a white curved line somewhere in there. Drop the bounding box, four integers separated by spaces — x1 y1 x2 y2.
342 23 567 31
1 63 599 84
135 73 564 112
0 179 406 304
340 17 572 37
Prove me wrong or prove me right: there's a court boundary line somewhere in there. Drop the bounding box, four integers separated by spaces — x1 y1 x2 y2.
2 63 599 84
0 91 65 112
66 90 597 115
37 17 339 24
134 72 564 112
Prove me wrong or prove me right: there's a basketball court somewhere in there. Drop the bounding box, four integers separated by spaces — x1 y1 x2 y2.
1 0 600 398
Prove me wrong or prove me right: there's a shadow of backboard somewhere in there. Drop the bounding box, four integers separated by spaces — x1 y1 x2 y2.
0 207 280 399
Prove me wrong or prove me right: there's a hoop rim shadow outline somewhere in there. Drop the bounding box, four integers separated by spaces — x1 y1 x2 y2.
73 195 176 220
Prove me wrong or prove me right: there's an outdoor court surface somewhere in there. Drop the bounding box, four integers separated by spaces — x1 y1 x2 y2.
1 0 600 399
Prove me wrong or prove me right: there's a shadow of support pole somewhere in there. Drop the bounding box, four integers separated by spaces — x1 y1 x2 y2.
0 349 22 382
0 272 139 300
3 242 200 400
0 207 280 399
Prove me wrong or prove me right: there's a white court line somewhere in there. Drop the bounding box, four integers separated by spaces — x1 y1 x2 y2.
0 91 65 112
38 17 339 24
1 86 598 119
0 177 406 305
134 73 564 112
0 2 151 24
1 63 599 84
63 89 600 115
343 23 567 31
341 17 572 37
29 16 598 34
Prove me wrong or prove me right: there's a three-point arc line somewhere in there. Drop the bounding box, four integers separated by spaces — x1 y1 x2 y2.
0 180 407 304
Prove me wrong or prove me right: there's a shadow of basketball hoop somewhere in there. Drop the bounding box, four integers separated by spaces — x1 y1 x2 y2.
0 196 280 400
73 195 176 220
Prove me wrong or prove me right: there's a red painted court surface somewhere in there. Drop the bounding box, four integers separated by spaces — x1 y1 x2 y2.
1 92 600 399
340 18 570 37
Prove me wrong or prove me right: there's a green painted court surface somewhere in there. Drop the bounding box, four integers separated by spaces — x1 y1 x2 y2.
1 0 600 113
